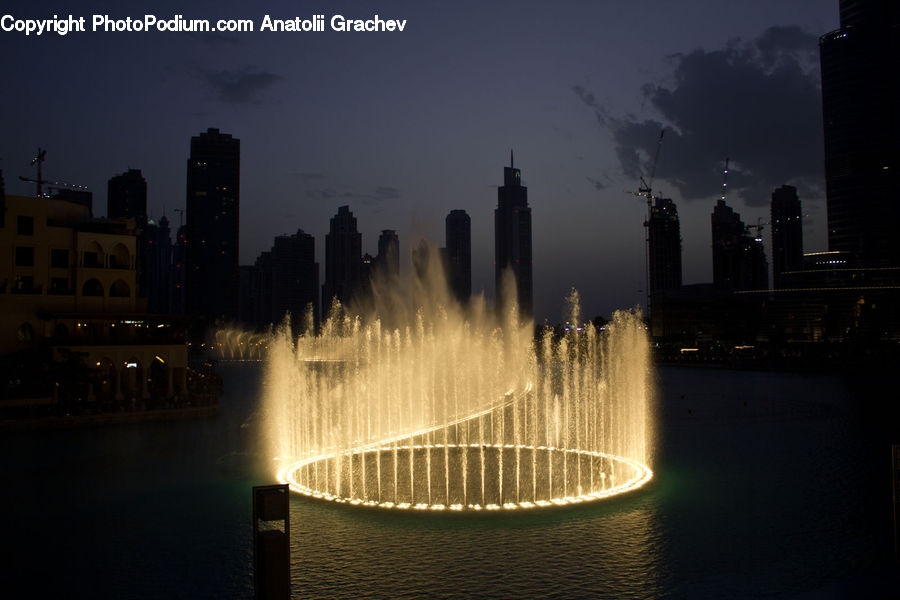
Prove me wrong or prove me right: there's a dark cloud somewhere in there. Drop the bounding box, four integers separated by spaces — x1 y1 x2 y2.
577 25 824 206
201 66 283 104
586 175 612 192
572 85 608 125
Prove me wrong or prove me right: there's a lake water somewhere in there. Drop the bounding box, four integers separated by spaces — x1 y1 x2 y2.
3 363 898 599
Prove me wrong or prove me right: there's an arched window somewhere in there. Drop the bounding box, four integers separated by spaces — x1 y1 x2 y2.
16 322 34 343
83 241 104 268
109 243 131 269
82 278 104 297
110 280 130 298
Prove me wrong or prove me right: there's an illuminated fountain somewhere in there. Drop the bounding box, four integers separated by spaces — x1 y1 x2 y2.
214 329 269 361
265 261 653 511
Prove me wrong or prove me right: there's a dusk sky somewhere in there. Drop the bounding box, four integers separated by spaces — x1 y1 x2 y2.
1 0 837 322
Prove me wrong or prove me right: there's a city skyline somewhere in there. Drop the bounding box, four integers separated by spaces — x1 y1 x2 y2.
0 0 838 322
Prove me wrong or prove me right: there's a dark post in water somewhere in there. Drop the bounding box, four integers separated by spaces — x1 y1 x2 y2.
252 484 290 599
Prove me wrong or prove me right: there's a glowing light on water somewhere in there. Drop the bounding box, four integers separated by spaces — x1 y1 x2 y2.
263 265 654 512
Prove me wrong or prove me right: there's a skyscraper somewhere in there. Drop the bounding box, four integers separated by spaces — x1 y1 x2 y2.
185 128 240 324
445 210 471 303
820 0 900 267
494 153 533 318
711 200 768 291
376 229 400 280
172 223 186 315
322 205 362 314
648 197 682 296
107 169 147 224
142 215 174 313
770 185 803 288
266 229 319 328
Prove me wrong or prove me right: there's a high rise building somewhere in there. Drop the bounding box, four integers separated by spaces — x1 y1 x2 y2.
648 197 682 296
770 185 804 288
185 128 240 324
172 224 186 314
376 229 400 280
51 189 93 215
322 205 362 314
711 200 768 291
272 230 318 326
107 169 147 224
494 153 533 318
820 0 900 267
142 215 174 313
445 210 471 304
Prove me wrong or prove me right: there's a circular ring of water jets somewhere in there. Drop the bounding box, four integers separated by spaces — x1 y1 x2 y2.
268 290 654 513
279 444 652 511
276 384 653 512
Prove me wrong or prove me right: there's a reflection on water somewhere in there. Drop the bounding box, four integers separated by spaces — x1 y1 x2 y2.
1 364 898 599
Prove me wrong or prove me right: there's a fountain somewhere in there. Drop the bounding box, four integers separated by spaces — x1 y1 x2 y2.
265 260 653 512
213 329 269 361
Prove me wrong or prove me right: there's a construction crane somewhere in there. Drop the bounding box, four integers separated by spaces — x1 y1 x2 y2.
624 128 665 315
18 147 89 197
748 217 766 242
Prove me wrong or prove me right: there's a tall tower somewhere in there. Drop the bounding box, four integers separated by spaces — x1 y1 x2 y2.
820 0 900 266
648 197 682 295
322 205 362 314
770 185 803 288
711 200 768 291
186 127 240 323
142 215 173 313
271 229 319 328
445 209 471 303
494 152 533 318
107 169 147 224
376 229 400 280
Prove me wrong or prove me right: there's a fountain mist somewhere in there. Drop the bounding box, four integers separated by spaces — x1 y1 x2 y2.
265 256 653 511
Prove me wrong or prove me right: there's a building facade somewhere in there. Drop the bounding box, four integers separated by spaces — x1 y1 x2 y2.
107 169 147 224
648 197 682 295
820 0 900 267
711 200 768 291
494 155 533 318
770 185 804 289
0 194 188 410
322 205 362 315
186 128 240 324
376 229 400 281
445 209 472 304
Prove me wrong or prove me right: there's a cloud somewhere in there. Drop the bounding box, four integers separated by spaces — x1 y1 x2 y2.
576 25 824 206
201 66 284 104
572 84 608 126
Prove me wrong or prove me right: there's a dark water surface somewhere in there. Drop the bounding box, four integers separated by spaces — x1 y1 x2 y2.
3 363 898 599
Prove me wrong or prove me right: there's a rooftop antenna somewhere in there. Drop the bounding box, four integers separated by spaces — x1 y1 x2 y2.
721 157 730 202
510 148 514 169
